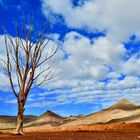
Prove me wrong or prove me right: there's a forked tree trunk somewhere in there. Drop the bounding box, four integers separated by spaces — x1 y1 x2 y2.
14 100 25 135
3 17 59 136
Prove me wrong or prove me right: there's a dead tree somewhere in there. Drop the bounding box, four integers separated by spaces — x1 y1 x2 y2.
1 18 59 135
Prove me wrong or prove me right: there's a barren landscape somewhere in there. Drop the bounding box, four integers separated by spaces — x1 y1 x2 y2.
1 0 140 139
0 99 140 140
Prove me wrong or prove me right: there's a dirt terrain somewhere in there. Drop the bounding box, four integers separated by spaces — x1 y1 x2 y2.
0 131 140 140
0 123 140 140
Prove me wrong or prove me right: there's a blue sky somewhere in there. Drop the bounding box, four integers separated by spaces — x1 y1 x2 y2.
1 0 140 117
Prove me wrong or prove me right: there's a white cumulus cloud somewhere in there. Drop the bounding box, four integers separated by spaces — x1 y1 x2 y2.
41 0 140 42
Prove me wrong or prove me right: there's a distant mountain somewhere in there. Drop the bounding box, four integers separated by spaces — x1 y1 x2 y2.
40 110 63 119
26 110 64 127
63 115 84 123
0 115 36 129
108 99 137 110
0 115 36 123
62 99 140 126
1 99 140 129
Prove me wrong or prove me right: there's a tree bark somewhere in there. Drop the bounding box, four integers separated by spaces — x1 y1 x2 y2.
14 100 24 135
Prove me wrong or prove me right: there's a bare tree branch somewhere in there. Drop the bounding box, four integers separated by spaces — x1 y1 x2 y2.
3 32 19 99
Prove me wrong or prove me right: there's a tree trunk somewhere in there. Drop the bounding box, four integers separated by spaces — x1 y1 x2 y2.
14 100 24 135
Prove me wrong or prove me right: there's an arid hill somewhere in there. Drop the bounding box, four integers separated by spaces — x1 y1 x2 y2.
62 99 140 126
107 98 138 110
1 99 140 140
26 110 64 127
1 99 140 130
63 115 84 124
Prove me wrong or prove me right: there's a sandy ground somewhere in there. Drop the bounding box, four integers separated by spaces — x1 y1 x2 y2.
0 131 140 140
0 123 140 140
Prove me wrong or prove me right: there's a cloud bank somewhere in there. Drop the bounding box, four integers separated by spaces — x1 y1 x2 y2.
1 0 140 114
